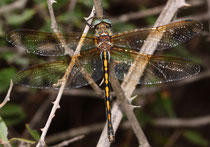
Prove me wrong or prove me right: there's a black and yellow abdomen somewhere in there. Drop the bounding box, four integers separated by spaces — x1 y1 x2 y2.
101 51 114 142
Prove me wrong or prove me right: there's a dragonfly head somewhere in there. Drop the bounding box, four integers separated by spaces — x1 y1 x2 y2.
92 17 112 28
93 18 112 36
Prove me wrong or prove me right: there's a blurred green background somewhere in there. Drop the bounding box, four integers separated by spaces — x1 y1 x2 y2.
0 0 210 146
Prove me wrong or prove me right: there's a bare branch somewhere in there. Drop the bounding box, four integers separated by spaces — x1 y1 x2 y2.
0 80 13 109
93 0 103 17
46 123 105 144
153 115 210 128
50 135 84 147
36 3 96 147
111 0 205 23
164 130 183 147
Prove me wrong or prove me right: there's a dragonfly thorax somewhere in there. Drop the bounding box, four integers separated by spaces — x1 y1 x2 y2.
97 34 112 52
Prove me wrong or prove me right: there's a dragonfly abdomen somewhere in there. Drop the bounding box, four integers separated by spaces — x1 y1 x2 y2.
101 51 115 142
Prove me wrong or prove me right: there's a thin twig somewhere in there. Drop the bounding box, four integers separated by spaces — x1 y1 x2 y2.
46 0 59 32
21 95 55 138
0 80 13 109
36 2 96 147
98 0 190 146
50 135 84 147
93 0 103 18
47 0 102 94
46 123 105 144
153 115 210 127
111 0 205 23
68 0 77 12
164 130 183 147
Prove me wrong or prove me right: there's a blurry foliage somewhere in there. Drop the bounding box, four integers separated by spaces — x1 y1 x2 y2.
136 109 153 127
147 91 176 118
0 104 25 126
25 124 40 141
184 130 209 147
150 130 168 145
9 137 35 146
0 116 35 146
0 0 13 7
6 9 36 26
0 68 16 92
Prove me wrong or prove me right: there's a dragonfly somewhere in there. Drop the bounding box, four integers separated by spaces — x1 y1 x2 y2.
7 18 202 142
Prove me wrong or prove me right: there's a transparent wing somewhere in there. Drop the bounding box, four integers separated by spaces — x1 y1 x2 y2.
7 29 96 56
112 20 203 51
111 48 200 84
14 49 103 89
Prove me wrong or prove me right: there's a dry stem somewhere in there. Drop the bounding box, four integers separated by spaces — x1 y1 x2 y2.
36 2 95 147
0 80 13 109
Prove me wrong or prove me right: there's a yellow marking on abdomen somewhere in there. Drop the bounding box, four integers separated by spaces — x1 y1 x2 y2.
105 73 108 79
105 79 108 84
108 113 111 121
104 59 108 67
105 73 109 84
105 86 109 97
106 100 110 111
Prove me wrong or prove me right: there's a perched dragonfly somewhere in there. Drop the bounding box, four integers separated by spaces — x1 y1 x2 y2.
7 18 202 142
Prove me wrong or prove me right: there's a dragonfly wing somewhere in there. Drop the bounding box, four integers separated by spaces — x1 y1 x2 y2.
7 29 96 56
66 49 103 89
111 48 200 84
112 20 202 51
15 49 103 89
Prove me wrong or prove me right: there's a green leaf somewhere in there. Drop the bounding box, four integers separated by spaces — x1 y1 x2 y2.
0 67 16 92
0 104 25 126
7 9 35 26
0 116 8 145
25 124 40 141
0 52 16 62
184 130 209 147
9 137 35 144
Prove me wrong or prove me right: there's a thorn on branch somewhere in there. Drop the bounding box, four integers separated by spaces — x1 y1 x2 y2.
50 0 57 4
